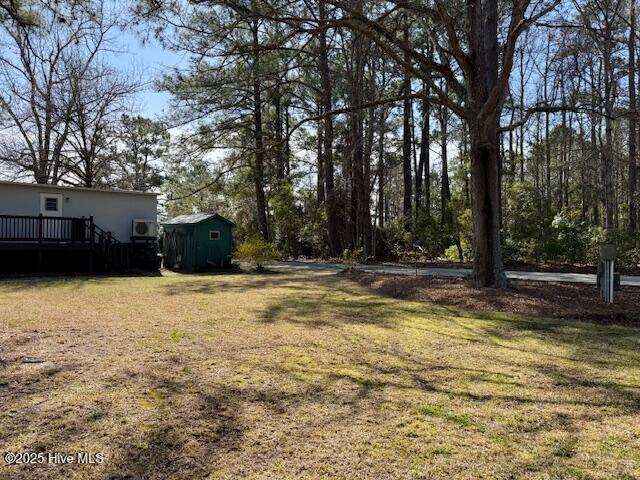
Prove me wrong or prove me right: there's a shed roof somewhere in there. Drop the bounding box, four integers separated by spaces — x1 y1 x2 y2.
162 213 235 226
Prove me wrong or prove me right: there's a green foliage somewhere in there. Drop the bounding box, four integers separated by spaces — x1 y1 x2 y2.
113 115 168 191
380 220 413 259
549 209 592 263
444 245 460 262
598 229 640 267
412 212 444 259
340 248 365 264
502 181 640 267
270 180 302 257
503 182 554 262
296 191 327 257
234 238 280 271
163 157 223 218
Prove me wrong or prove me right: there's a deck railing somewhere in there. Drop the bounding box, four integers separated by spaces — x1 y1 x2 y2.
0 214 131 269
0 214 92 242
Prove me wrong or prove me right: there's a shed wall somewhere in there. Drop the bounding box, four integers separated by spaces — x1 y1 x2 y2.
162 217 233 270
194 218 233 268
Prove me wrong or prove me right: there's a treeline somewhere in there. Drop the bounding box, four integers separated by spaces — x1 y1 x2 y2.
151 0 640 283
4 0 640 286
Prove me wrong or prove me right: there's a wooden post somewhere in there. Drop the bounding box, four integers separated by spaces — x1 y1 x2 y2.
88 216 94 272
37 214 43 271
89 216 95 242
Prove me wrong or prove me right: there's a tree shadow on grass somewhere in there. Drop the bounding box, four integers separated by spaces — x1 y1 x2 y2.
3 271 640 478
253 275 640 418
160 272 330 296
105 388 246 480
259 291 399 328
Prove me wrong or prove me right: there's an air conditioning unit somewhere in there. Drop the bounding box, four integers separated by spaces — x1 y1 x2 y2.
132 219 158 238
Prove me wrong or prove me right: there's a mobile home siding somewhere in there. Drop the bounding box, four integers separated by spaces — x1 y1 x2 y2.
0 182 157 242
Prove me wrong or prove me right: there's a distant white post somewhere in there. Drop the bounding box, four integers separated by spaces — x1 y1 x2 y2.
599 243 616 304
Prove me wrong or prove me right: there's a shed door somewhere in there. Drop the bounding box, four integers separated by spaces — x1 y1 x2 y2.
206 228 224 267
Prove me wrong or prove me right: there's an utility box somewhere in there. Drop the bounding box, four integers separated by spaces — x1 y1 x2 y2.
600 243 616 261
598 243 618 303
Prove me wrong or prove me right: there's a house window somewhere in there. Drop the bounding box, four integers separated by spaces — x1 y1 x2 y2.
40 193 62 217
45 197 58 211
209 230 220 240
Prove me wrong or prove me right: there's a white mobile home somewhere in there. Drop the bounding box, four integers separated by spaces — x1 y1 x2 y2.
0 181 159 272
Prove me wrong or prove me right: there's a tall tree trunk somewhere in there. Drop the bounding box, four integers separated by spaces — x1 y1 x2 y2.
402 20 412 228
580 121 588 221
419 81 431 215
377 107 386 230
285 104 291 176
318 1 341 256
349 1 367 253
440 100 450 226
519 43 526 182
317 113 325 204
630 0 638 231
414 100 423 208
560 81 567 209
543 37 551 206
467 0 508 288
274 82 285 181
603 25 615 229
591 114 600 224
363 105 374 256
251 18 269 240
565 111 572 208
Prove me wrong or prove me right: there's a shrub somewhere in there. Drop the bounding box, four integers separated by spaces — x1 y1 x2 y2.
234 238 280 272
340 248 365 264
444 245 460 262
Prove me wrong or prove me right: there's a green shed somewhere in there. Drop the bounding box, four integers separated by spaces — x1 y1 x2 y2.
161 213 235 271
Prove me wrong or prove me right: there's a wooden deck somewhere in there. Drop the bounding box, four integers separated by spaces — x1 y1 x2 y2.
0 214 131 271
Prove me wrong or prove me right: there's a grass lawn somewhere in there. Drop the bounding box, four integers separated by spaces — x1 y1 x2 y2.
1 271 639 479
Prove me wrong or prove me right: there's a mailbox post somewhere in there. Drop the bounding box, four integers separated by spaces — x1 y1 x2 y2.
599 243 616 304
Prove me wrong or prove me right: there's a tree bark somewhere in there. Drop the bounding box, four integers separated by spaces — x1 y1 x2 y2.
603 22 615 229
402 20 412 228
519 43 525 182
630 0 638 231
467 0 508 288
317 115 325 204
377 107 386 230
274 82 285 181
251 18 269 240
318 1 342 256
419 81 431 215
440 98 450 226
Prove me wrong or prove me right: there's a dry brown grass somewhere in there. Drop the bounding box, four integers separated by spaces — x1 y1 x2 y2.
0 271 639 480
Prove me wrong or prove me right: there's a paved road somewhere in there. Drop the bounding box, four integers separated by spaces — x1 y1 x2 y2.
268 260 640 287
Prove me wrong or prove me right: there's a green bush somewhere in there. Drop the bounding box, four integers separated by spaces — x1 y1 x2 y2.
412 213 445 259
340 248 365 264
270 180 303 257
444 245 460 262
234 238 280 271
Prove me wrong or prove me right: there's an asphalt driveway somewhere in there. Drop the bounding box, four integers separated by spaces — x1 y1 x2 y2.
268 260 640 287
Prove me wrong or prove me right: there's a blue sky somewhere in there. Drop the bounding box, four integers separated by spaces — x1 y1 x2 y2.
109 31 187 119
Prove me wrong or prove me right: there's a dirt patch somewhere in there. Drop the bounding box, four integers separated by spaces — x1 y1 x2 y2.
340 269 640 325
